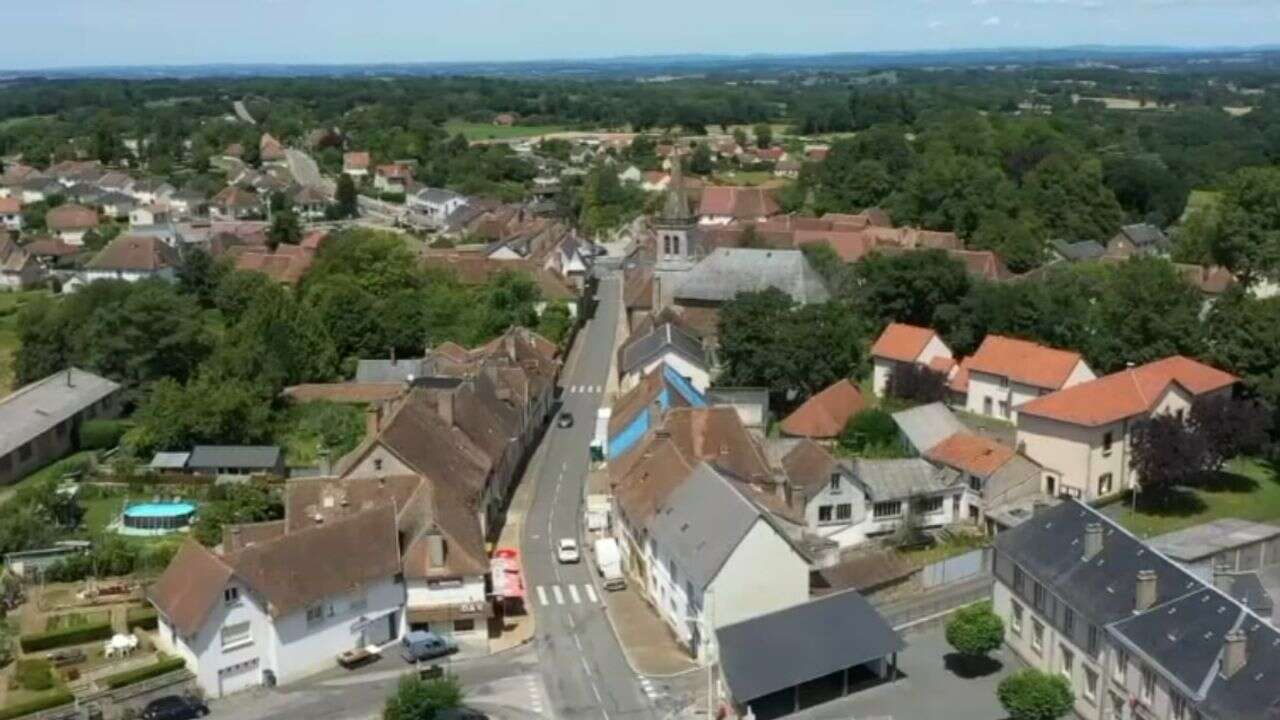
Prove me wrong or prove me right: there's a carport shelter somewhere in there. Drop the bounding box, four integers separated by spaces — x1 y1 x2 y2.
716 589 904 719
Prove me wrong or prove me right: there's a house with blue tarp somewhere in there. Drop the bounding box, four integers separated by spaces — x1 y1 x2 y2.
600 363 707 461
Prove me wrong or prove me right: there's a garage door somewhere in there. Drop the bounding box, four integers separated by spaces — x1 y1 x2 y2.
217 658 260 697
362 612 397 647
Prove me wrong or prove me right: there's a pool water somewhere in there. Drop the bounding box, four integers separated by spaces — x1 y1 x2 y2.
124 502 197 518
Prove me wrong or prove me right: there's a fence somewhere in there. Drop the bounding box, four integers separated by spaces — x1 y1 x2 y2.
25 669 193 720
876 575 994 631
920 547 992 588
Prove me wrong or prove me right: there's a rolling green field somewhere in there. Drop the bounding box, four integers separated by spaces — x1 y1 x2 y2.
444 120 571 141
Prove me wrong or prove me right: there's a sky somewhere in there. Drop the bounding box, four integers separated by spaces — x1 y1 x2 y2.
3 0 1279 70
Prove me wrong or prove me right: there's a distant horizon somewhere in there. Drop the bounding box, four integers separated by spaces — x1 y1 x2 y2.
5 0 1278 72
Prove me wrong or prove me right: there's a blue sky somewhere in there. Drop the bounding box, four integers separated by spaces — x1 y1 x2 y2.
3 0 1278 69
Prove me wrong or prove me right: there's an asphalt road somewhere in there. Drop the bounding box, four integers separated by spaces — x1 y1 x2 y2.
521 271 659 720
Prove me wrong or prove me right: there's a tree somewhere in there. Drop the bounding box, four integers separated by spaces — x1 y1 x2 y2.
177 247 228 309
688 143 713 176
732 127 748 149
889 148 1015 239
851 250 971 329
383 675 463 720
268 206 302 249
1213 166 1280 285
997 669 1074 720
577 164 645 237
1189 395 1272 471
1089 258 1204 373
945 601 1005 665
885 362 948 405
191 483 284 547
1205 290 1280 418
536 302 573 345
839 408 901 456
335 173 359 219
1129 413 1211 501
1020 154 1124 242
753 123 773 149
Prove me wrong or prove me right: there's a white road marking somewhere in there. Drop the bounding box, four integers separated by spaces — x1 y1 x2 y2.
585 584 599 603
553 585 565 605
537 586 549 606
580 655 592 676
569 585 580 604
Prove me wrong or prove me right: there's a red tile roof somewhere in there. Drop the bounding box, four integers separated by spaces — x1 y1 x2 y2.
870 323 939 363
46 204 99 231
948 357 973 393
0 197 20 214
925 433 1015 477
343 152 371 170
780 379 866 439
697 187 780 219
1017 356 1238 427
967 335 1087 390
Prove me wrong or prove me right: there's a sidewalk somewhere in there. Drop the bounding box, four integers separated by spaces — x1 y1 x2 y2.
603 583 700 677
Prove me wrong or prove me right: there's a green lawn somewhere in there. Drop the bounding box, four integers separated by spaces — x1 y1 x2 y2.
1107 457 1280 538
0 451 97 507
45 611 109 632
711 170 776 186
80 495 127 534
443 121 571 142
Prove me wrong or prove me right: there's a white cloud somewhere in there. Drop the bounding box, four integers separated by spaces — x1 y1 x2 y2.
982 14 1002 24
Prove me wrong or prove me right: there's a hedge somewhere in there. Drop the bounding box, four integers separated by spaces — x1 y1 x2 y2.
19 621 113 653
79 419 129 450
126 607 158 632
15 659 54 691
0 690 74 720
101 657 186 690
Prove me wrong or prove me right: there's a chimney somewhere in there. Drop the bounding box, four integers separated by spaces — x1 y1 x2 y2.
1083 523 1104 561
438 390 455 427
365 404 382 437
427 534 446 567
1222 629 1247 679
1136 569 1158 612
66 368 73 387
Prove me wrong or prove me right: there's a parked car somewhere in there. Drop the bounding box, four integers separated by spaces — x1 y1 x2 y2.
557 538 580 564
557 412 574 428
141 695 209 720
401 630 458 663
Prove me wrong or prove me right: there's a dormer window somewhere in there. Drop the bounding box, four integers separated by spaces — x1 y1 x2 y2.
224 587 240 605
829 474 841 494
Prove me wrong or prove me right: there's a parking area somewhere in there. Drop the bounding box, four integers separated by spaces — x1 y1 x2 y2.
780 626 1019 720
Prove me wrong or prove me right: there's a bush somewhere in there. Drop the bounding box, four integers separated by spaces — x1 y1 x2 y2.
945 601 1005 660
839 408 901 455
79 419 129 450
998 669 1075 720
19 621 113 653
101 657 186 690
0 689 74 720
15 659 54 691
379 191 406 204
127 607 159 632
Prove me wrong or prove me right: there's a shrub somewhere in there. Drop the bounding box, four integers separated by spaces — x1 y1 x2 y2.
0 689 74 720
839 408 901 455
998 669 1075 720
101 657 186 690
379 191 406 204
15 659 54 691
19 621 113 653
126 607 159 632
79 419 130 450
945 601 1005 660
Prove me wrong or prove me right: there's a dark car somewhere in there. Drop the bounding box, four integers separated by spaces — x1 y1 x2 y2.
141 695 209 720
557 412 574 428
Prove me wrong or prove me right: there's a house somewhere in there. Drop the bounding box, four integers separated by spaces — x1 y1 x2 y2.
259 134 287 165
774 160 802 179
167 190 208 219
186 446 285 480
963 335 1095 422
1015 356 1237 501
716 589 902 719
670 248 831 311
210 186 263 221
128 178 176 206
618 165 643 185
492 113 517 127
1107 223 1171 258
697 187 781 225
291 186 331 220
45 204 100 245
599 362 707 461
1050 238 1107 263
992 499 1280 720
374 164 413 194
868 323 953 397
129 204 172 228
407 188 468 230
342 152 371 178
0 368 122 485
923 432 1043 530
642 171 671 192
71 235 179 289
891 402 967 457
148 506 404 697
0 197 22 232
779 379 866 441
230 245 316 286
617 321 710 393
614 461 810 661
0 236 43 290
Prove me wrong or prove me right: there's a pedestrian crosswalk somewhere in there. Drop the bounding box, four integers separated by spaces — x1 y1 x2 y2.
563 384 603 395
536 583 605 607
639 677 664 700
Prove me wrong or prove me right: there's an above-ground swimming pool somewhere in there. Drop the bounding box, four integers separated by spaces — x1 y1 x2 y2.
121 502 197 533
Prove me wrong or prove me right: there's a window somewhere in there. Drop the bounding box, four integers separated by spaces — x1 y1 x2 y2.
1000 375 1010 389
1084 667 1099 703
836 503 852 521
454 619 476 632
1033 581 1046 611
1098 473 1114 497
1102 431 1114 455
1061 645 1075 682
373 458 383 472
220 621 252 650
306 605 324 626
873 501 902 519
1113 650 1128 683
1063 606 1075 637
1087 625 1100 658
829 474 841 493
818 505 833 523
1171 694 1189 720
1032 620 1045 654
999 400 1010 419
918 497 944 515
1011 601 1024 636
1110 692 1126 720
1013 565 1025 594
969 475 983 492
1139 666 1155 704
224 587 240 605
984 397 993 415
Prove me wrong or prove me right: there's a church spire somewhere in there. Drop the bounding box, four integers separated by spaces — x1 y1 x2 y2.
660 146 692 224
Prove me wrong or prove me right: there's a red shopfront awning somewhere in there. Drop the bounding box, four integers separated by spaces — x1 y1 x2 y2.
491 547 526 600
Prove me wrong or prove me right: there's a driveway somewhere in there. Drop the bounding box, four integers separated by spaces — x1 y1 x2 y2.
781 626 1018 720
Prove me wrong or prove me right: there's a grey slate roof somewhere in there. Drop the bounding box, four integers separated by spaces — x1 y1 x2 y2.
0 368 120 458
892 402 966 455
415 188 465 204
716 588 904 703
148 452 191 470
1148 518 1280 563
1224 572 1273 617
850 458 958 502
1051 238 1107 262
646 463 761 593
187 446 281 471
618 322 707 377
1118 223 1170 250
355 358 430 383
672 248 830 305
1108 588 1241 700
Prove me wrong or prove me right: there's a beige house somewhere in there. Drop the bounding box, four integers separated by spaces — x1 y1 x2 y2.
962 335 1095 422
869 323 953 397
1014 356 1237 501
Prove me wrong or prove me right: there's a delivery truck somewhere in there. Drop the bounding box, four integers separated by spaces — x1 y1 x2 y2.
593 538 626 591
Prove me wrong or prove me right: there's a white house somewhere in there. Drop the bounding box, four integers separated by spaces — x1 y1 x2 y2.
129 204 172 228
615 462 810 660
617 321 710 394
961 335 1095 422
149 506 404 698
45 204 100 246
0 197 22 232
68 235 178 290
1015 356 1237 501
869 323 953 397
0 237 43 291
618 165 643 185
407 188 468 230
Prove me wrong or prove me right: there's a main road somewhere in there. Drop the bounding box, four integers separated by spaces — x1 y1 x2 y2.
520 269 660 720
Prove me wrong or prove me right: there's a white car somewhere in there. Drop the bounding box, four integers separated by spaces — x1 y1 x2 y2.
557 538 580 564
